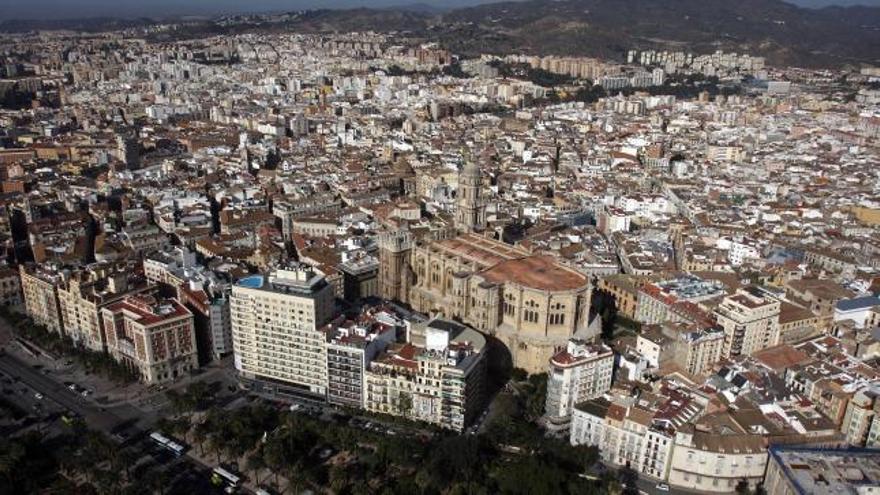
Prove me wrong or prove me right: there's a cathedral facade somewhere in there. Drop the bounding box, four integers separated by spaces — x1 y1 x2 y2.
379 162 595 374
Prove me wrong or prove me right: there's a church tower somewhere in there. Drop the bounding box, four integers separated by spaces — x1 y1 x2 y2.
378 227 413 303
455 161 487 233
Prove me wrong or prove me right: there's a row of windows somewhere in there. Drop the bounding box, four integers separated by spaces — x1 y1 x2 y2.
549 313 566 325
523 310 539 323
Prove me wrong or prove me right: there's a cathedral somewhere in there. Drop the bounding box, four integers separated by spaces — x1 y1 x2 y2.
378 160 596 374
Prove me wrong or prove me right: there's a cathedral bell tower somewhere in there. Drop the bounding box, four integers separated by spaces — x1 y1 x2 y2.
455 161 487 233
378 227 413 303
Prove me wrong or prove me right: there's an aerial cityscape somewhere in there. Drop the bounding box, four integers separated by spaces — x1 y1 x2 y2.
1 1 880 494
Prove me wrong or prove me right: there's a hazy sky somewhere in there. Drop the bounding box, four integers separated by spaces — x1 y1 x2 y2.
0 0 877 21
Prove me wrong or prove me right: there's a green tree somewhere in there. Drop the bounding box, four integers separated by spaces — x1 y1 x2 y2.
396 392 413 418
247 448 267 485
618 466 639 495
525 373 548 422
263 438 285 490
192 420 210 455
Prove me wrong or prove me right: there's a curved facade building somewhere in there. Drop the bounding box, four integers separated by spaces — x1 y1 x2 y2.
407 234 594 374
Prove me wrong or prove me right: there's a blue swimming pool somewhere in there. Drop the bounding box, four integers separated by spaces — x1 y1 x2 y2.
238 275 264 288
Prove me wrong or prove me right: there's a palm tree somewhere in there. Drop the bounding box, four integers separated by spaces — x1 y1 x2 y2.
246 449 267 485
42 477 80 495
0 440 25 489
328 464 350 494
192 421 210 456
262 440 285 490
148 468 170 495
0 441 25 478
172 416 191 446
396 392 413 419
116 448 138 482
208 433 225 464
93 467 121 495
285 462 306 495
56 445 78 479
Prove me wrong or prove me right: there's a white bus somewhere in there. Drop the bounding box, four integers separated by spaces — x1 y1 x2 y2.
211 466 241 490
165 439 186 457
150 431 171 447
150 431 186 457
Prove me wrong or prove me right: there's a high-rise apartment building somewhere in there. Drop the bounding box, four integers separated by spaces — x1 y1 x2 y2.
324 308 401 408
230 265 336 400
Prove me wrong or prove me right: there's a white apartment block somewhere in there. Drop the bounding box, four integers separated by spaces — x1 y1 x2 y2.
545 339 614 428
364 318 486 432
230 266 336 400
668 427 767 493
571 399 676 481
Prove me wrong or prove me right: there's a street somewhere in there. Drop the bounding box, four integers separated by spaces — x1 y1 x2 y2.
0 350 135 432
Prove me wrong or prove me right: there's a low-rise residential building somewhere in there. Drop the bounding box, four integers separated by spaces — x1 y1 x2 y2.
669 425 766 493
571 383 702 482
841 386 880 446
834 296 880 329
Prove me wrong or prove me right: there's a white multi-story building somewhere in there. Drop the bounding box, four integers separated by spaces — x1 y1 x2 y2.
571 398 677 481
842 386 880 446
545 339 614 429
834 296 880 329
230 265 336 400
364 318 487 432
668 426 767 493
727 239 761 267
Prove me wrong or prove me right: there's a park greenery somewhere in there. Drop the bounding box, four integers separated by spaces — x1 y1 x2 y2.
0 358 643 495
488 60 579 87
1 309 642 494
147 370 636 495
0 421 168 495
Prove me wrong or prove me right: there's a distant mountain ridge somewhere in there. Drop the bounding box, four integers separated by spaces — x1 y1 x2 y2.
434 0 880 67
2 0 878 68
